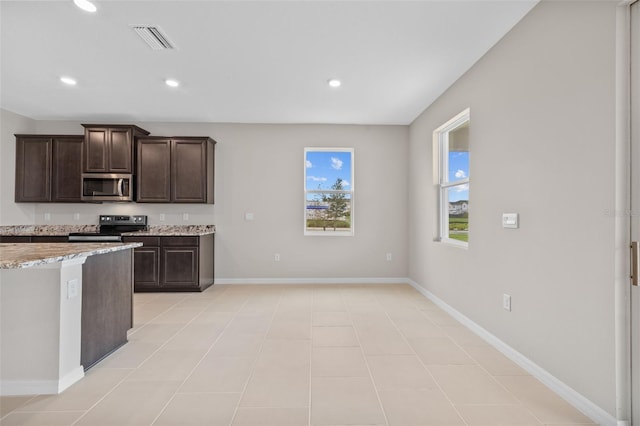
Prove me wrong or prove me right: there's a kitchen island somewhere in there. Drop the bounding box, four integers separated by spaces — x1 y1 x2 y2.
0 224 216 292
0 242 141 396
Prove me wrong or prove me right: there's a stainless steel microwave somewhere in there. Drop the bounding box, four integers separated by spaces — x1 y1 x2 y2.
81 173 133 202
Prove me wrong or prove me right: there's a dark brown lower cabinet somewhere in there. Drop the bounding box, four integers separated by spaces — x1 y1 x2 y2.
31 236 69 243
81 249 133 370
129 237 161 289
162 246 198 288
123 234 213 292
0 236 67 243
0 236 32 243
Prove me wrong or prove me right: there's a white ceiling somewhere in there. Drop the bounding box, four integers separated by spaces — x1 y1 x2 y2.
0 0 537 125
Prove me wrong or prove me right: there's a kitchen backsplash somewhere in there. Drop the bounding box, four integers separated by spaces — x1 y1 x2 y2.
31 203 216 226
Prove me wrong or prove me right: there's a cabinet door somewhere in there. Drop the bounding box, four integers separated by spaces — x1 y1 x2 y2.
123 237 161 290
172 139 207 203
52 137 83 202
15 137 51 202
84 128 108 172
161 246 198 288
136 139 171 202
108 128 132 173
133 247 161 289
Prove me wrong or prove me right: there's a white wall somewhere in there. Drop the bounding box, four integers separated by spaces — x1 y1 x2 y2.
409 1 617 416
0 116 409 280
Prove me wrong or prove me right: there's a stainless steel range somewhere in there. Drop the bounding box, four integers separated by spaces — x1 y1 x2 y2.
68 215 148 242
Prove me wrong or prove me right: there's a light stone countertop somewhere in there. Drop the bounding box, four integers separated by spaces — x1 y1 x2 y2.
0 225 98 236
122 225 215 236
0 224 215 237
0 242 142 269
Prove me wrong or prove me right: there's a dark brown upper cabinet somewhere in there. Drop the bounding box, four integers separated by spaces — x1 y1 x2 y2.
52 136 84 202
15 135 84 203
136 139 171 202
136 137 215 203
82 124 150 173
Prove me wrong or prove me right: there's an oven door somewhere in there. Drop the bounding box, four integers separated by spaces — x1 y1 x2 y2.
81 174 133 202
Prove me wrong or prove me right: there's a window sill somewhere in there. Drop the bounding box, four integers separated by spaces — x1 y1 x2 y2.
437 237 468 249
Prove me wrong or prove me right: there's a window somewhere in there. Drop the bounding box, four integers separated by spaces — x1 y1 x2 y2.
304 148 354 236
434 109 470 246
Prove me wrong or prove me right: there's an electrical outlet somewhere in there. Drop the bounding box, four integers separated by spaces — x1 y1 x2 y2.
183 213 189 221
44 213 51 221
274 253 281 262
73 212 80 221
67 279 79 299
159 213 166 221
245 212 254 221
386 253 392 261
503 294 512 311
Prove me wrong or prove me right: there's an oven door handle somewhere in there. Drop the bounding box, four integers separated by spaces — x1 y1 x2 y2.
117 178 124 197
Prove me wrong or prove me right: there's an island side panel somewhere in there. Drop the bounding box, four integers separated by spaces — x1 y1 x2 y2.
199 234 214 289
81 249 133 370
0 259 85 395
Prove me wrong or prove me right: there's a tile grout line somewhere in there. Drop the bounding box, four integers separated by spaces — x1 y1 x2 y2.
0 395 39 421
379 289 470 426
69 292 199 426
342 287 390 426
416 306 549 425
72 289 223 426
1 285 590 426
149 286 247 426
226 287 285 426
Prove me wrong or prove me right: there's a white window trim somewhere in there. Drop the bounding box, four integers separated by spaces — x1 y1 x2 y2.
433 108 470 248
304 147 354 237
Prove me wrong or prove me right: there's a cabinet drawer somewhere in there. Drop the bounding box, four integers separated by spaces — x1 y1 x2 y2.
123 236 160 246
161 236 198 247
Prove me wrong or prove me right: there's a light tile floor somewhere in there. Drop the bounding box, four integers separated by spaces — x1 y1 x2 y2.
0 284 596 426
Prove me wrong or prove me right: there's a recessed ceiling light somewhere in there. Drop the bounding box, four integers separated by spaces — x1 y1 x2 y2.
328 78 341 88
60 76 77 86
165 79 180 88
73 0 97 13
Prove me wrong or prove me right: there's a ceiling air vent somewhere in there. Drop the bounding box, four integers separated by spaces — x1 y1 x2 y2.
131 26 174 50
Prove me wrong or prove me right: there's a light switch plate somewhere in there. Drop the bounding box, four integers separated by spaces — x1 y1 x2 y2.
245 213 254 221
502 213 519 229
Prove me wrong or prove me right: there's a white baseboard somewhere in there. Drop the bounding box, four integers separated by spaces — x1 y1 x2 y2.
1 366 84 396
214 277 411 285
57 366 85 393
407 278 617 426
